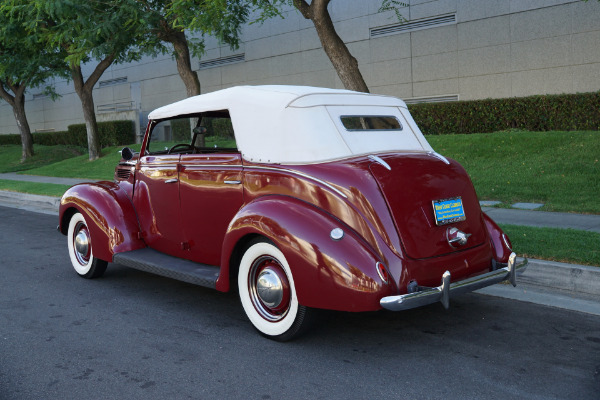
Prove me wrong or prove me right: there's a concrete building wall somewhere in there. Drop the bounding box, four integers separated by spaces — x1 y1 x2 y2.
1 0 599 135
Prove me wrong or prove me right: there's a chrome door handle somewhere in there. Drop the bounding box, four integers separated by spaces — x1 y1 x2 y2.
224 180 241 185
165 178 178 184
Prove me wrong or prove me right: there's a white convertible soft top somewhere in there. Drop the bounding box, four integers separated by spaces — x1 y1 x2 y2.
148 85 433 164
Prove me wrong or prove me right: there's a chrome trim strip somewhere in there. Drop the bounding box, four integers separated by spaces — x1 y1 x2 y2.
380 253 527 311
428 151 450 165
246 166 348 198
224 180 242 185
368 155 392 171
164 178 178 184
179 164 243 169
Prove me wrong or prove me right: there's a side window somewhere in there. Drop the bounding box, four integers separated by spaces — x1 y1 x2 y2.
193 114 238 151
147 112 238 155
340 116 403 131
147 117 195 155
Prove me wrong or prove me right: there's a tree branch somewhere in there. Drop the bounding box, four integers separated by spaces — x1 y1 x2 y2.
0 81 15 106
293 0 312 19
312 0 331 16
83 53 117 92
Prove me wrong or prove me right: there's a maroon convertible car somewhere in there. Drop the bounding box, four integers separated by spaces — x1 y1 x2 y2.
59 85 527 340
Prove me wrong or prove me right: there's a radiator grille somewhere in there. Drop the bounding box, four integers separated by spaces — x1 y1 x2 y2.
116 168 132 180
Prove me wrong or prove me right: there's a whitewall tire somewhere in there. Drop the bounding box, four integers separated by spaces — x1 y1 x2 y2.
238 239 314 341
67 212 108 279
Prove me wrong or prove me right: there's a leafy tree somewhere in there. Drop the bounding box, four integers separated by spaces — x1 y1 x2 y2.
130 0 257 97
0 12 66 161
2 0 148 160
269 0 406 93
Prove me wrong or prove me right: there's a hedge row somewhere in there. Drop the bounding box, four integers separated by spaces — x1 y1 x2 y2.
408 92 600 135
0 120 135 147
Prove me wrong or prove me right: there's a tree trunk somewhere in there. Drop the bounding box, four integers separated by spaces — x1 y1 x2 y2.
0 81 34 161
13 91 34 161
71 55 115 161
294 0 370 93
169 30 203 145
171 30 201 97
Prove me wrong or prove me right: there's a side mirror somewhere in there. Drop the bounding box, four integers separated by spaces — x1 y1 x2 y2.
193 126 207 135
121 147 134 161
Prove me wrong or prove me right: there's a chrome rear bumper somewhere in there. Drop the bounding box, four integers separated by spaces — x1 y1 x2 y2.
380 253 527 311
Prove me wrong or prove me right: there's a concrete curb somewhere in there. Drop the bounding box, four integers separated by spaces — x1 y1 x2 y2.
0 190 60 215
519 258 600 297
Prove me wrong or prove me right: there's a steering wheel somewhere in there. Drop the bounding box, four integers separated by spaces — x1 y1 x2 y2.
167 143 194 154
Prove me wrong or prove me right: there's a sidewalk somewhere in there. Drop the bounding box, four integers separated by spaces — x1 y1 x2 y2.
0 172 100 186
0 172 101 215
0 172 599 316
482 206 600 233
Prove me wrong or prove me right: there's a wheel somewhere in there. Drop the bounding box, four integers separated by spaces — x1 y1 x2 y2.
238 239 315 341
67 212 108 279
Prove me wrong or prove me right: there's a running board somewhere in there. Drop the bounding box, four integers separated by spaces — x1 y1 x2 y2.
113 248 220 289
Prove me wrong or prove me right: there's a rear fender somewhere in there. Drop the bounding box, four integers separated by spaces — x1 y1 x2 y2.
59 182 146 262
482 212 512 263
219 195 396 312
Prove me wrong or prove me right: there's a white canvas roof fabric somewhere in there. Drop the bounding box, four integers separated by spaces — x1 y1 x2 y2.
148 85 433 164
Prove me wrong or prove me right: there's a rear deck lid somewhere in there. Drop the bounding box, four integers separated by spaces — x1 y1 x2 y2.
369 153 486 259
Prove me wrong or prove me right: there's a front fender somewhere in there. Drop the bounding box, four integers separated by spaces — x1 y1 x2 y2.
59 181 146 262
219 195 397 312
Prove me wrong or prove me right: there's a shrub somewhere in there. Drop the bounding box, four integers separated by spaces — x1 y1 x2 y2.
28 120 135 147
67 120 135 146
171 118 192 142
408 92 600 134
0 134 21 145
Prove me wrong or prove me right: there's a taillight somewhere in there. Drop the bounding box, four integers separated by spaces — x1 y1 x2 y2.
376 262 389 283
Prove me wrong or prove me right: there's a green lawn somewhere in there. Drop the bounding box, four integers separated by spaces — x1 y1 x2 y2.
500 224 600 267
0 144 85 173
0 179 71 197
426 130 600 214
22 145 137 180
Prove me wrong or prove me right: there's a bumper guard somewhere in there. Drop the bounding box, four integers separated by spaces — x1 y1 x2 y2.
380 253 527 311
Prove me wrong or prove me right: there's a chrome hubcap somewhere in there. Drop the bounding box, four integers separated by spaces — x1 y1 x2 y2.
249 256 291 322
256 268 284 308
73 223 91 265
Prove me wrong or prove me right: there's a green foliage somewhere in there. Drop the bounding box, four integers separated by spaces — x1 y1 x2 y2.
0 144 84 173
378 0 409 21
500 224 600 267
171 119 192 142
0 179 71 197
0 3 68 87
409 92 600 135
0 134 21 145
29 121 134 147
426 131 600 214
2 0 147 67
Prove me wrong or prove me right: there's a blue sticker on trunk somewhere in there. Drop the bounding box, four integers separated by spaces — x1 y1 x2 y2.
433 197 466 225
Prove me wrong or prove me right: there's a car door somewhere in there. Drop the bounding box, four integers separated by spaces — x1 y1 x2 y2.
133 153 188 258
178 153 244 266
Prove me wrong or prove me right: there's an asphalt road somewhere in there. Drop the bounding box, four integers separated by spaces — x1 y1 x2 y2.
1 205 599 400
